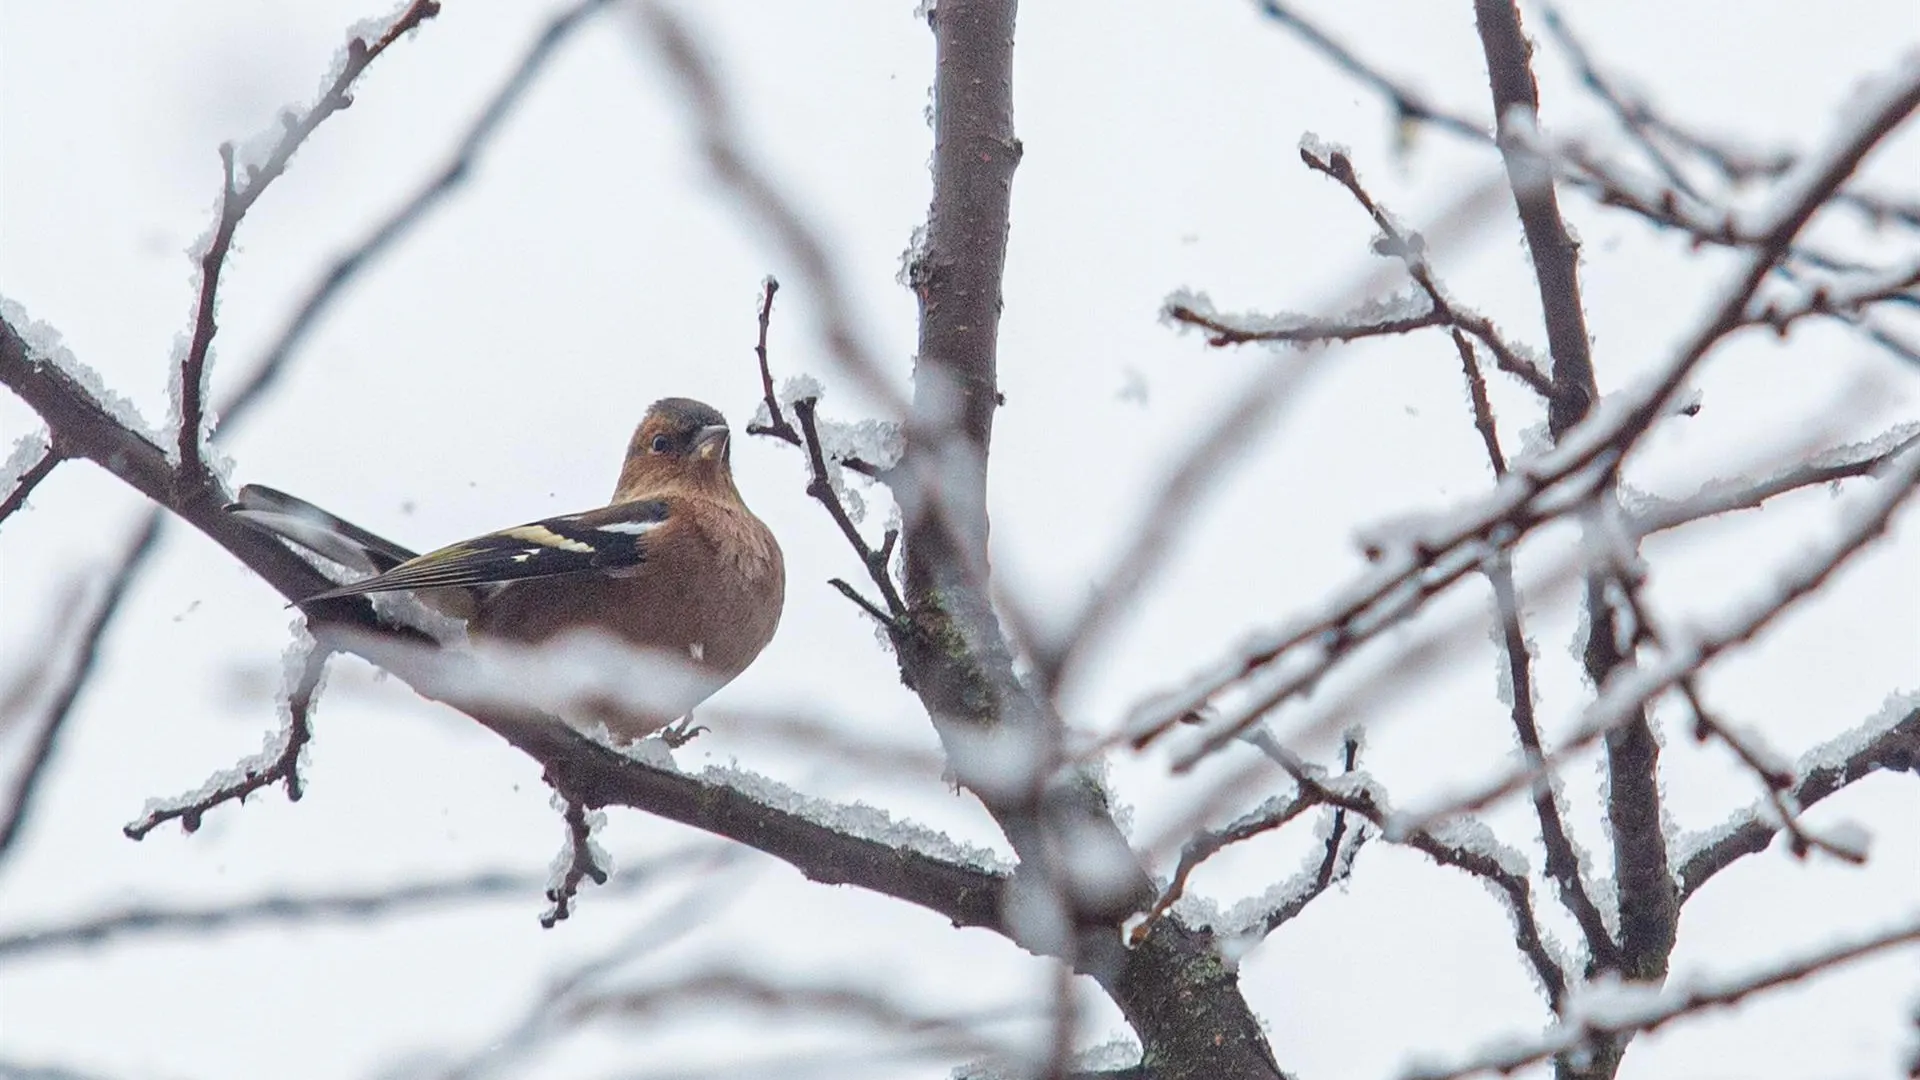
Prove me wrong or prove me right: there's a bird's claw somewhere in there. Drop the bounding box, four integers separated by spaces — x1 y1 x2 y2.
659 715 709 748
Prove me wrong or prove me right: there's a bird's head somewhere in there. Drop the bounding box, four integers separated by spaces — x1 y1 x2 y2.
613 397 739 502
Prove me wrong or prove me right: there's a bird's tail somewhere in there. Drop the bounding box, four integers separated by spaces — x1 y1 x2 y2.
227 484 419 574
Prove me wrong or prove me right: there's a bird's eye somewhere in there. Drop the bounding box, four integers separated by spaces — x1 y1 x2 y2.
650 434 672 454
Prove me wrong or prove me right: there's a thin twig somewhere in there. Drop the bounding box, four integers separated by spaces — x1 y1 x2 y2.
1164 299 1447 346
0 512 163 861
1124 57 1920 764
177 0 443 475
1455 330 1621 971
1302 145 1554 397
744 277 800 444
0 857 695 961
217 0 608 436
794 397 906 619
1408 914 1920 1080
122 642 328 840
1633 426 1920 534
1677 697 1920 900
541 797 611 927
1396 442 1920 837
1248 733 1568 1008
1254 2 1489 143
0 443 63 526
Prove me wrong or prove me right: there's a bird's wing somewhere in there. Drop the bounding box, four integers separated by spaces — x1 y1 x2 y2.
228 484 419 573
301 498 673 602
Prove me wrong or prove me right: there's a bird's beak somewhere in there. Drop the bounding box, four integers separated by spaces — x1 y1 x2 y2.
692 424 731 459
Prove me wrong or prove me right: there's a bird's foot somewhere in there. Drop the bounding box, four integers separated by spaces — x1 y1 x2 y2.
659 714 709 749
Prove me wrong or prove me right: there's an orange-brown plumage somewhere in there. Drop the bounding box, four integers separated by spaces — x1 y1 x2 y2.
229 397 784 741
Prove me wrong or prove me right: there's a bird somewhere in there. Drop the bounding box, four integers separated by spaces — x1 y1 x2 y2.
228 397 785 743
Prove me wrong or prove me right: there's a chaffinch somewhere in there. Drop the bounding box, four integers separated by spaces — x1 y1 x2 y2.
230 397 785 741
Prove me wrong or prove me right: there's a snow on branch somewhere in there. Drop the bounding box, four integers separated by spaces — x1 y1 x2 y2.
1395 441 1920 839
170 0 442 479
123 636 328 840
1120 57 1920 768
1677 691 1920 900
225 0 615 437
1406 913 1920 1080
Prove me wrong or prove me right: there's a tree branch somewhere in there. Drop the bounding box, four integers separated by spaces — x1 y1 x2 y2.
0 512 163 862
1409 913 1920 1080
0 313 1007 942
1677 697 1920 900
174 0 442 478
218 0 609 438
0 439 63 525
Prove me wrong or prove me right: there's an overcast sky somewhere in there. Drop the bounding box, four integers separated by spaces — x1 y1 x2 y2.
2 2 1917 1078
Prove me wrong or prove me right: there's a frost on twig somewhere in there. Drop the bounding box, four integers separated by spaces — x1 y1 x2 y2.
124 636 329 840
541 795 611 928
0 429 59 524
0 296 159 442
702 762 1010 874
170 0 443 478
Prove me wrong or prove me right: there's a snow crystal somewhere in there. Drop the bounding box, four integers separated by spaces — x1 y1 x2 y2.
1802 687 1920 776
815 413 905 473
1297 130 1351 162
0 296 158 441
544 790 611 898
1160 287 1213 327
343 0 427 56
1070 1036 1143 1072
128 639 316 834
752 376 901 525
897 223 930 286
750 373 822 429
0 429 49 497
1815 420 1920 470
1416 814 1531 878
702 761 1012 873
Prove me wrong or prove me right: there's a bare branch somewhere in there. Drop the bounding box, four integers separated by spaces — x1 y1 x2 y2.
1253 2 1489 143
0 852 707 962
1397 441 1920 836
1678 696 1920 900
175 0 443 477
219 0 610 436
1472 0 1597 436
1043 170 1511 699
541 797 612 927
1138 789 1321 936
1124 55 1920 764
1163 295 1446 346
793 397 907 619
1409 914 1920 1080
743 277 800 445
0 512 163 862
1300 146 1553 398
1247 734 1569 1008
122 640 326 840
1634 425 1920 534
0 438 62 526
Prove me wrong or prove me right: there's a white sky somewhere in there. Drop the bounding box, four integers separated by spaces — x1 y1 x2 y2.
2 2 1917 1078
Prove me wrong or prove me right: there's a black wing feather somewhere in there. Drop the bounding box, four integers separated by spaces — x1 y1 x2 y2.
302 499 671 602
